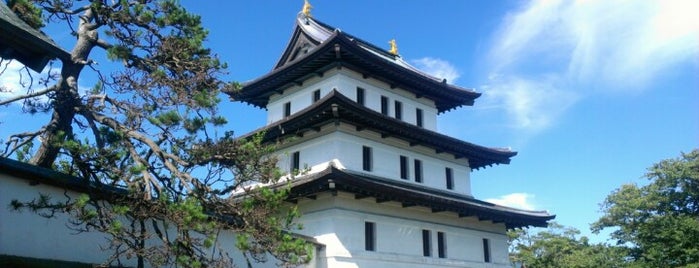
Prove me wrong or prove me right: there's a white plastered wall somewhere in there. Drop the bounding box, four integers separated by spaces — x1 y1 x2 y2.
266 69 438 131
277 129 472 196
0 173 317 268
295 192 511 268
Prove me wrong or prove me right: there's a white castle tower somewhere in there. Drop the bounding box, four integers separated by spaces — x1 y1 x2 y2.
226 5 554 268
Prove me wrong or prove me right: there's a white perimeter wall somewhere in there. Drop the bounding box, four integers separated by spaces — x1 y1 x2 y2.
0 173 316 268
296 192 511 268
266 69 438 131
277 129 472 196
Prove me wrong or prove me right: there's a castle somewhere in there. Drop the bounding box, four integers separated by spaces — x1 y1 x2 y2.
224 5 554 267
0 2 553 267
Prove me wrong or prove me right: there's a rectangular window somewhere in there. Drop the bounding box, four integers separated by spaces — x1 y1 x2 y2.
445 167 454 190
291 151 300 172
400 155 409 180
422 229 431 257
356 87 365 106
483 238 491 263
362 146 372 171
381 96 389 115
437 232 446 258
414 159 423 183
313 89 321 102
365 222 376 251
284 102 291 118
416 108 423 127
394 100 402 120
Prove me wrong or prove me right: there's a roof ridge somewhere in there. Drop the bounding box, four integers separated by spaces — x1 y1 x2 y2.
299 15 398 59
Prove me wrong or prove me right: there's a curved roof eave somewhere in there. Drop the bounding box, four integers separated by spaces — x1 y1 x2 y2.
236 90 515 169
228 33 480 113
0 2 70 72
284 166 554 229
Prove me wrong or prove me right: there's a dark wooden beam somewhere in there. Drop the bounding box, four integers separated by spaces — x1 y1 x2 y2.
362 73 370 79
432 208 446 213
458 211 476 218
312 126 322 132
355 125 365 132
355 194 369 200
306 195 317 200
381 133 390 139
376 197 390 203
402 203 416 208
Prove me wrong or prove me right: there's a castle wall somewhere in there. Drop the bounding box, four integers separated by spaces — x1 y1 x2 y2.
276 130 472 196
0 172 318 268
295 192 511 268
266 69 438 131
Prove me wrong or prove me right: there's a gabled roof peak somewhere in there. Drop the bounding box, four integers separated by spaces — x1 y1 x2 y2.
229 9 482 112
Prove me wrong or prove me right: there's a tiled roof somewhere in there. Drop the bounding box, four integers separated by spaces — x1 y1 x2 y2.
226 13 480 113
0 2 70 72
283 165 554 229
238 90 516 169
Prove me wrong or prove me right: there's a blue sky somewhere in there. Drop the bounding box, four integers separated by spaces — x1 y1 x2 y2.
185 0 698 242
1 0 697 242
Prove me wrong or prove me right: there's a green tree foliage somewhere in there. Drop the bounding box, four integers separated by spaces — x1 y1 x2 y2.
592 149 699 267
508 223 628 268
1 1 309 267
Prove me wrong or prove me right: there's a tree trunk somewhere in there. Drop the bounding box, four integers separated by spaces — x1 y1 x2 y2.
30 10 96 167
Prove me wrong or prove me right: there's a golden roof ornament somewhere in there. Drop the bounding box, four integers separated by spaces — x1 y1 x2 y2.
389 39 399 55
302 0 313 17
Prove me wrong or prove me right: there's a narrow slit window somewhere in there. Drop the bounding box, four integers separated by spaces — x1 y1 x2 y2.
437 232 446 258
365 221 376 251
400 155 409 180
445 167 454 190
291 151 300 172
313 89 321 102
414 159 423 183
416 108 423 127
284 102 291 118
363 146 373 171
483 238 491 263
356 87 365 106
422 229 431 257
381 96 389 115
394 100 402 120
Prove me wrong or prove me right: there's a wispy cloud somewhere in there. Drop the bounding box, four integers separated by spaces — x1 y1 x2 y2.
483 0 699 132
412 57 461 83
0 59 54 105
486 193 537 211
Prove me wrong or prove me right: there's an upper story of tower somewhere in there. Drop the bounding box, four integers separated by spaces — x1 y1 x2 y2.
224 12 481 132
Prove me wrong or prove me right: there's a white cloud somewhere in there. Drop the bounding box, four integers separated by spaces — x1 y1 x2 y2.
486 193 537 211
0 59 55 105
482 74 578 132
484 0 699 132
411 57 461 83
